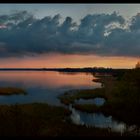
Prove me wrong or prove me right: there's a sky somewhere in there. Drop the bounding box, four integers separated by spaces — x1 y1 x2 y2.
0 4 140 68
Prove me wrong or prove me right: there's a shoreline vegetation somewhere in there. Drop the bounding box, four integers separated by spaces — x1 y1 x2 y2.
0 68 139 136
59 68 140 130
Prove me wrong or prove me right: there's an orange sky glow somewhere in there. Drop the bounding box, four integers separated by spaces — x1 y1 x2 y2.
0 53 138 69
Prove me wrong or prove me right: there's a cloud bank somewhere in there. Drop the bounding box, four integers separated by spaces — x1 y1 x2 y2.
0 11 140 57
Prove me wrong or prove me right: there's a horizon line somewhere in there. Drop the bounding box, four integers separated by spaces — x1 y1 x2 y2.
0 67 131 70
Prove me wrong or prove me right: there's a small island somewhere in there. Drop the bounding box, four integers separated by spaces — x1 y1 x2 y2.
0 87 27 95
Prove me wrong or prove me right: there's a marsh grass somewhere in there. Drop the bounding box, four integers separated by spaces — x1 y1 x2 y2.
59 88 107 105
0 103 70 136
0 87 27 95
0 103 121 136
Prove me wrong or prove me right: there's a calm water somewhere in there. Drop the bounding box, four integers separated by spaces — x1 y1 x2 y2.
69 105 139 134
0 71 100 105
75 98 106 106
69 105 126 133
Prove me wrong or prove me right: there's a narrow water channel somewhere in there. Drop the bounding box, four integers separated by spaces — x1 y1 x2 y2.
67 98 140 135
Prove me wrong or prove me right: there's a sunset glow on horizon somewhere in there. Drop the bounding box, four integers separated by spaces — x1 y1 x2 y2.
0 54 138 69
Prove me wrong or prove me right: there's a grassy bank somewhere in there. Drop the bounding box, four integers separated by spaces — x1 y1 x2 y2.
0 103 121 136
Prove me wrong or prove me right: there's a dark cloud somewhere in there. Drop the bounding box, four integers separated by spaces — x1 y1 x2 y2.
130 13 140 31
0 11 139 57
0 11 32 25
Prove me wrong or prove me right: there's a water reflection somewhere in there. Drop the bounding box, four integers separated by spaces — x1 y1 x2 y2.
0 71 99 88
0 71 100 105
69 105 135 133
75 98 106 106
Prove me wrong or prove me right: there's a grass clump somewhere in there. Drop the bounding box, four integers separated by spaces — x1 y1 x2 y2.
0 87 27 95
59 88 106 105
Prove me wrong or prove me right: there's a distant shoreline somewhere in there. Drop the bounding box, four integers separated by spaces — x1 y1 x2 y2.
0 68 131 75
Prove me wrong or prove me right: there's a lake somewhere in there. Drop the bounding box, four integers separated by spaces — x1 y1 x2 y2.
0 71 100 105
